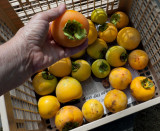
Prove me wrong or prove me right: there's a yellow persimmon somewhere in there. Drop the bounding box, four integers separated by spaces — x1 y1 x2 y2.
82 99 104 122
55 106 83 131
128 50 149 70
71 49 86 59
104 89 128 113
87 38 108 59
87 19 98 45
32 71 57 95
117 27 141 50
106 46 127 67
99 23 118 43
110 11 129 29
38 95 60 119
72 60 91 81
130 76 155 102
56 76 82 103
48 57 72 77
109 67 132 90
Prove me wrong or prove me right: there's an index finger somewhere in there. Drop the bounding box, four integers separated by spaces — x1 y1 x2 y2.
34 3 66 22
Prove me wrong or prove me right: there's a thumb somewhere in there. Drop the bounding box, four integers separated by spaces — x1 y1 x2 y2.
34 3 66 22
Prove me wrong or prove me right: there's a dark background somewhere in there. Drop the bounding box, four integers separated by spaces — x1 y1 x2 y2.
91 103 160 131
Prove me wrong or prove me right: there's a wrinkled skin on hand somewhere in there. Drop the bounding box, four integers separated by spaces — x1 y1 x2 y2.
18 4 88 73
0 4 87 96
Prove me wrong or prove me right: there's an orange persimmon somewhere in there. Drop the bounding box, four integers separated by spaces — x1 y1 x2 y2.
51 10 89 47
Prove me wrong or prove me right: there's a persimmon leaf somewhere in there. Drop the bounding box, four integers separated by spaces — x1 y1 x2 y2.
111 14 120 26
63 20 87 40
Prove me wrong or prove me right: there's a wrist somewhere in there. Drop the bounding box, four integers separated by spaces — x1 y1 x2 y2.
0 29 34 95
11 28 34 77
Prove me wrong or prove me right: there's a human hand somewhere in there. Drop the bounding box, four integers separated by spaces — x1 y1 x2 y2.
16 4 88 74
0 4 89 95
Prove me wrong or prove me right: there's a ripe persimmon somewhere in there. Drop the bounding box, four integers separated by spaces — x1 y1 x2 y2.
51 10 89 47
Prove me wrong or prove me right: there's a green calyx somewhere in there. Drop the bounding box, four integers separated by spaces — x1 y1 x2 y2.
99 23 108 32
42 71 54 80
141 78 154 89
72 62 80 72
111 13 120 26
62 122 79 131
99 48 107 58
63 20 87 40
99 62 108 73
120 52 128 62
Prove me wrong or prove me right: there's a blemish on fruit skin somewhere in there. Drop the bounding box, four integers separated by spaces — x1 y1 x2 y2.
135 57 140 63
111 108 115 112
57 111 60 115
115 74 119 77
114 94 117 97
130 89 134 94
111 100 116 107
91 107 94 114
95 103 98 106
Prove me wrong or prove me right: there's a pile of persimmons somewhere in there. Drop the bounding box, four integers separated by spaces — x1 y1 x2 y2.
32 8 155 131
